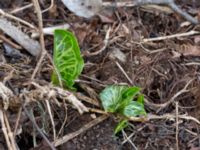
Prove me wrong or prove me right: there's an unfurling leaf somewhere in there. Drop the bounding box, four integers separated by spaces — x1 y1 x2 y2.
52 29 84 89
114 120 128 134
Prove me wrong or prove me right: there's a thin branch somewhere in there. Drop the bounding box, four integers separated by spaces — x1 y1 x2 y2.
0 109 13 150
175 102 179 150
3 112 17 150
142 30 200 42
11 3 33 14
103 0 199 24
115 61 133 85
85 27 111 56
22 103 56 150
157 79 193 112
31 0 47 79
42 0 54 13
54 115 108 147
0 9 35 28
45 100 56 140
14 107 22 136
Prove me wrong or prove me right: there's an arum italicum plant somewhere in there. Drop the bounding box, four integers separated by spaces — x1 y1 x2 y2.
100 85 147 134
52 29 84 89
52 29 147 134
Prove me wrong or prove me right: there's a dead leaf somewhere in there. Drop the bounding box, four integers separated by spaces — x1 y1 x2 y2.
98 14 114 23
194 35 200 45
180 45 200 56
109 48 127 63
61 0 102 18
189 144 200 150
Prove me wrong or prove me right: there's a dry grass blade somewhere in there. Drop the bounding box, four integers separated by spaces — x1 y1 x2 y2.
31 0 47 79
0 109 15 150
142 30 200 42
147 114 200 125
45 99 56 140
3 111 17 150
76 93 100 107
0 9 35 28
0 34 22 49
175 102 179 150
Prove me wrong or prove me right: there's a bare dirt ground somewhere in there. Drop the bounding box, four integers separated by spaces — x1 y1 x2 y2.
1 0 200 150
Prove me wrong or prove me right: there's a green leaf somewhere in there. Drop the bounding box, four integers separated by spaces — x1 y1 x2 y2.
114 120 128 134
137 94 144 104
52 29 84 89
122 101 146 117
51 71 59 85
119 87 141 111
100 85 146 117
99 85 128 112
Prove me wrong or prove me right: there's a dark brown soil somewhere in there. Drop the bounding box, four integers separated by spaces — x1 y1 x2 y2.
60 117 121 150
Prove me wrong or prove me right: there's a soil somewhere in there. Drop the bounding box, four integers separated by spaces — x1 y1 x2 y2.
60 116 121 150
1 0 200 150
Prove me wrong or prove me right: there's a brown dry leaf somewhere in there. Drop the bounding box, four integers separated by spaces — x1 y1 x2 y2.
98 14 114 23
194 35 200 45
180 45 200 56
189 145 200 150
48 4 58 18
61 0 102 18
98 8 115 23
140 55 152 64
109 48 127 63
117 24 130 37
73 24 89 45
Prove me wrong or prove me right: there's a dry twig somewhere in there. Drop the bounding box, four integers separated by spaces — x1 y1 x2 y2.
54 115 108 147
0 34 22 49
175 102 179 150
4 112 17 150
157 79 193 112
0 109 16 150
22 103 56 150
0 9 35 28
31 0 47 79
85 27 111 56
115 61 133 85
45 99 56 140
42 0 54 13
103 0 198 24
142 30 200 42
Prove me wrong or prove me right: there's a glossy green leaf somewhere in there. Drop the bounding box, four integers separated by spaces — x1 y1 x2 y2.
122 101 146 117
119 87 141 111
114 120 128 134
99 85 128 112
53 29 84 88
100 85 146 117
137 94 144 104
